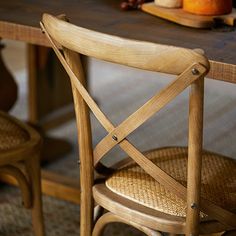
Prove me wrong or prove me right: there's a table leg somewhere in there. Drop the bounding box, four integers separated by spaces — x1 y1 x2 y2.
27 44 74 162
0 42 17 111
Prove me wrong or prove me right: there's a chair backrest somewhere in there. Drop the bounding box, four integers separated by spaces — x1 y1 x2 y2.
41 13 235 235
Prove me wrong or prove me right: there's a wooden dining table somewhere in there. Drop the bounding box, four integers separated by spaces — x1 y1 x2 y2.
0 0 235 203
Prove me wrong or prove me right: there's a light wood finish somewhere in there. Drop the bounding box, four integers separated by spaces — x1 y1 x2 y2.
186 78 204 235
0 1 235 86
93 63 207 165
208 61 236 84
0 165 31 208
42 13 236 229
41 14 209 75
42 13 236 236
0 0 235 66
93 183 232 235
0 169 81 204
64 49 94 235
0 20 49 47
0 111 45 236
142 3 236 28
0 0 236 206
92 212 162 236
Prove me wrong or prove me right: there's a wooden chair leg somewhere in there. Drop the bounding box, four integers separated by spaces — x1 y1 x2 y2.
25 154 45 236
92 212 162 236
0 165 32 208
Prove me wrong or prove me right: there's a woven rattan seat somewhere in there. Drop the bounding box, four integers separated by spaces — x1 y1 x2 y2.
106 147 236 218
0 114 29 151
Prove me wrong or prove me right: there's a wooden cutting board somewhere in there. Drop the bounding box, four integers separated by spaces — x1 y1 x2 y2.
141 2 236 28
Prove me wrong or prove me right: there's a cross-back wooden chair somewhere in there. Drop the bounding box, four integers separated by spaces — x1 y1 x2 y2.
41 14 236 236
0 111 44 236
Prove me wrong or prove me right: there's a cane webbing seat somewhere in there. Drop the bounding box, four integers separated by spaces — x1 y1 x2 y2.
0 113 29 151
106 147 236 218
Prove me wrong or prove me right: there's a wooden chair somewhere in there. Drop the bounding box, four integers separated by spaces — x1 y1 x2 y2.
41 14 236 236
0 111 44 236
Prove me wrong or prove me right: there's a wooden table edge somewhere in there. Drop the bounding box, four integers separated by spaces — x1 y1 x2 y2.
1 20 235 83
0 20 49 46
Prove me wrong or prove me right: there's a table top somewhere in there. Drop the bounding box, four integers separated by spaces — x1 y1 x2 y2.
0 0 236 65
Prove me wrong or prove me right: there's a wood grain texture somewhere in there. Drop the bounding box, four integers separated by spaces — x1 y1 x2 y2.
42 14 209 75
93 183 186 234
142 3 236 28
93 64 207 165
186 78 204 235
93 183 231 235
42 13 236 236
0 1 234 85
92 212 162 236
209 60 236 84
1 2 235 87
0 165 31 208
0 20 48 46
0 0 235 65
63 49 94 236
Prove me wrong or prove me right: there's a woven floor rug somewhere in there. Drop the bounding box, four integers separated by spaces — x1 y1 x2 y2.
0 40 235 235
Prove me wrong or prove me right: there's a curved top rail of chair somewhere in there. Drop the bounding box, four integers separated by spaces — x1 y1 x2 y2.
42 13 210 75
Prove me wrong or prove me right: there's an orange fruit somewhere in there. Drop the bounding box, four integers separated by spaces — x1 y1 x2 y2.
183 0 232 15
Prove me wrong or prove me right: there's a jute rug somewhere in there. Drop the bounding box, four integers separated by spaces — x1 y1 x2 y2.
0 40 235 235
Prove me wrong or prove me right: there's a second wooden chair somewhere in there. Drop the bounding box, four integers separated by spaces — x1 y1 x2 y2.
0 111 44 236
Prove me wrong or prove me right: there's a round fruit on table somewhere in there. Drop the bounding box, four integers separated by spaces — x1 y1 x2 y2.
183 0 232 15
